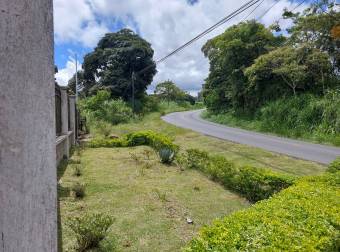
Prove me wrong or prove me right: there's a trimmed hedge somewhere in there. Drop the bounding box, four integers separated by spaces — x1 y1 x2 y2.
88 130 179 163
181 149 295 202
327 157 340 173
185 172 340 252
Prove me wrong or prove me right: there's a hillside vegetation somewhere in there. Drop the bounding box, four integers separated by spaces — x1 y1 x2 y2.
202 1 340 145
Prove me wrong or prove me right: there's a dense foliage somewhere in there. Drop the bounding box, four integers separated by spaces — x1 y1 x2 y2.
327 157 340 173
185 171 340 251
78 90 133 126
154 80 196 105
80 29 156 100
88 130 179 164
202 1 340 144
180 148 294 202
204 91 340 146
245 46 334 108
202 21 284 112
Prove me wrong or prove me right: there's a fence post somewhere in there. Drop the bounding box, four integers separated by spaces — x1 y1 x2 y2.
69 95 76 145
60 87 70 158
0 0 57 251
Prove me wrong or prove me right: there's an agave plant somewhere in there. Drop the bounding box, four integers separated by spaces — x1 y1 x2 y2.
158 148 175 164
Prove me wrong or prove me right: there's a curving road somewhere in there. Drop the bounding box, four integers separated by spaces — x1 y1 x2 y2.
162 110 340 164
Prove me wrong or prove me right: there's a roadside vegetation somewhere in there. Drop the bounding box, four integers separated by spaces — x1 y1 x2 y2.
201 1 340 146
57 1 340 251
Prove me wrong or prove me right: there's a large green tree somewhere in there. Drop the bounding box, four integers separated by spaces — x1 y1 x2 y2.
202 21 284 112
82 29 157 100
244 46 334 108
154 80 185 105
283 0 340 72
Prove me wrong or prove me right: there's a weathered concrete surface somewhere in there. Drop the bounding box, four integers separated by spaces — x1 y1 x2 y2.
69 96 76 145
0 1 57 251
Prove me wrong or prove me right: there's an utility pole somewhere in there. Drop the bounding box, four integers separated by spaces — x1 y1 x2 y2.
75 53 78 102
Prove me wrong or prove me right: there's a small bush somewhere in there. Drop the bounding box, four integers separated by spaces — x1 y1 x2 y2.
327 157 340 173
93 120 112 137
182 148 294 202
88 130 179 164
67 213 114 251
72 182 85 199
158 148 175 164
185 172 340 251
72 165 83 177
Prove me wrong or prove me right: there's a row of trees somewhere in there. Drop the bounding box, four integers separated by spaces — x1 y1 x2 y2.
203 0 339 113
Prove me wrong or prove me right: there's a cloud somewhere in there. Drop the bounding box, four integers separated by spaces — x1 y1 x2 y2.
55 57 82 86
54 0 310 92
54 0 109 47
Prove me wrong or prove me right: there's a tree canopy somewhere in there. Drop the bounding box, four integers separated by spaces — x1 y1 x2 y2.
202 21 285 112
81 29 157 100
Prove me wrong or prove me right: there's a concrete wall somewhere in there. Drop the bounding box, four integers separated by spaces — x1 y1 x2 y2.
55 90 77 167
0 0 57 251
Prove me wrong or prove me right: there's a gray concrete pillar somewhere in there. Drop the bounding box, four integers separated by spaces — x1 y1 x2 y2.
60 87 69 158
69 96 76 145
60 87 69 135
0 0 57 251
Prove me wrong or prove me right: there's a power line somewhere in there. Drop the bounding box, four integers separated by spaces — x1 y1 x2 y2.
242 0 266 21
136 0 262 76
256 0 282 20
155 0 262 64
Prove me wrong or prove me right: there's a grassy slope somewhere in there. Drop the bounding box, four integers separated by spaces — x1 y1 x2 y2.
202 111 340 147
59 111 326 251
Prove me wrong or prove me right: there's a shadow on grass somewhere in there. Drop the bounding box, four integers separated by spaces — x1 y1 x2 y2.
57 159 69 252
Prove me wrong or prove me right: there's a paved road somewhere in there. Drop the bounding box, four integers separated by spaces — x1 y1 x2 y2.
162 110 340 164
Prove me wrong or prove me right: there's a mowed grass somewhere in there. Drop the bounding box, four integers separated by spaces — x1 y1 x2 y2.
111 112 326 176
59 147 249 251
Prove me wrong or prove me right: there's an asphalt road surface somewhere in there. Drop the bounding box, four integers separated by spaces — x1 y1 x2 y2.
162 110 340 164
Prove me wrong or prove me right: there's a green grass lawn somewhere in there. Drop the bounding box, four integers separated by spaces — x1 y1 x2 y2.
59 112 326 251
59 147 249 251
111 112 326 176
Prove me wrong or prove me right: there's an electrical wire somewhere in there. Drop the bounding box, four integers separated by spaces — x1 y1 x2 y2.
155 0 262 65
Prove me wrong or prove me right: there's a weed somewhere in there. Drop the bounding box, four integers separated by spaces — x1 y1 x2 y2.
129 152 141 168
143 149 153 160
72 182 86 199
67 213 114 251
154 189 168 202
73 165 83 177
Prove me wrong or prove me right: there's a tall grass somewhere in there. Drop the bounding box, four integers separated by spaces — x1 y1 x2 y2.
204 91 340 146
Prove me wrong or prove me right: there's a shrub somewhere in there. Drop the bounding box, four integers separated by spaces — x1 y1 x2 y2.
72 165 83 177
185 172 340 251
88 131 179 164
327 157 340 173
158 148 175 164
182 149 294 202
92 120 112 137
87 138 127 148
72 182 85 199
78 90 133 128
67 213 114 251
